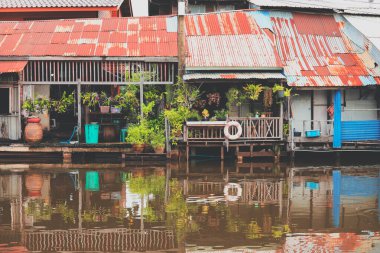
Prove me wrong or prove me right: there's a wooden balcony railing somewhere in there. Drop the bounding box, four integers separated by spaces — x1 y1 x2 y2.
184 117 283 143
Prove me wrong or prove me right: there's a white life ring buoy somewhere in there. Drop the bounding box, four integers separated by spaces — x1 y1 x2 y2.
224 183 242 202
224 121 242 140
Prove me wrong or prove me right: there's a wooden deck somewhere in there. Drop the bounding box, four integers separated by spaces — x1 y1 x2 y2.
0 143 167 163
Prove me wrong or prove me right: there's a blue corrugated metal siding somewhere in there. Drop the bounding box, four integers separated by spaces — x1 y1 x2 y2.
341 120 380 141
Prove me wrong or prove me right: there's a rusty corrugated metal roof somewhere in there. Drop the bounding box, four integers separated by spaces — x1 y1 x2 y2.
185 11 282 69
183 72 285 81
0 61 27 73
0 16 177 57
270 11 380 86
0 0 124 8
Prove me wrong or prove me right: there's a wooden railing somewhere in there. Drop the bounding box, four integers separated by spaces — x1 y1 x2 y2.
184 117 283 143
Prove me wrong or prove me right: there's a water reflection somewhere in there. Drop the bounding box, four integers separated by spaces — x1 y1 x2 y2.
0 164 379 252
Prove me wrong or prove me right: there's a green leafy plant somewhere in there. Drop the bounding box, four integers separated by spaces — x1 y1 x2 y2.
81 92 99 110
125 120 151 145
226 87 246 109
272 84 284 93
150 130 166 149
244 84 264 101
115 85 139 121
171 77 201 109
99 91 111 106
214 109 227 120
284 88 292 97
51 91 75 114
22 96 51 117
164 106 191 139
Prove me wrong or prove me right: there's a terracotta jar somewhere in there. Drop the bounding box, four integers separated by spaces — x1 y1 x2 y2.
154 146 165 154
132 144 145 153
25 117 43 143
25 174 44 197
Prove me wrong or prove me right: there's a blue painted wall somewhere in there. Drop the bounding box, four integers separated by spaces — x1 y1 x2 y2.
333 91 342 149
341 120 380 141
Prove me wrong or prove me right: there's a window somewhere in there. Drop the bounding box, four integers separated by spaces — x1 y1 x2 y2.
0 88 10 115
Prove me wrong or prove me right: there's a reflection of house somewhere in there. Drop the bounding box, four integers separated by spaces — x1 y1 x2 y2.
0 0 131 21
289 168 380 231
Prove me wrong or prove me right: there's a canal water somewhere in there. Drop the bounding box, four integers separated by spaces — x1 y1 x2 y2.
0 162 379 252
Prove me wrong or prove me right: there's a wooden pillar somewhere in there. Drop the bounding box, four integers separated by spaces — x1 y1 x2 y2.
177 1 186 78
236 146 243 163
221 146 224 160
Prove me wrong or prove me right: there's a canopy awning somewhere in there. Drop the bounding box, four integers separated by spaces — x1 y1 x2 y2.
0 61 28 73
183 72 286 81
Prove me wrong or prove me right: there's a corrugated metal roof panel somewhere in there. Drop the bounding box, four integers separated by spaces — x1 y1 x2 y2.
0 0 124 8
185 11 282 68
183 72 286 81
0 61 27 73
0 16 177 57
249 0 380 15
270 11 380 87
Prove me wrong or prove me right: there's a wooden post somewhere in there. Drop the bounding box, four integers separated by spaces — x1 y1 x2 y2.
77 81 82 137
177 1 186 78
139 74 144 120
236 146 243 163
221 146 224 160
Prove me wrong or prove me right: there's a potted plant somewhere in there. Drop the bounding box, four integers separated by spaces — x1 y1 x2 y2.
50 91 75 114
244 84 264 101
272 84 285 98
81 92 99 112
214 109 227 121
110 97 122 114
202 109 210 121
22 96 51 143
99 91 111 113
125 121 150 153
150 131 166 154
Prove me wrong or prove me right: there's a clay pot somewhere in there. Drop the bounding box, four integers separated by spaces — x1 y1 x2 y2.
154 146 165 154
132 144 145 153
25 174 44 197
24 117 43 143
99 106 110 114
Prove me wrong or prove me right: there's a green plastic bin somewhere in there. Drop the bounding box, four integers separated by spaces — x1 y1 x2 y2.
85 124 99 144
85 171 100 191
120 128 128 142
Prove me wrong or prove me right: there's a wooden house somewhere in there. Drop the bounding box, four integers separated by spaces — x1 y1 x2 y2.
0 16 177 141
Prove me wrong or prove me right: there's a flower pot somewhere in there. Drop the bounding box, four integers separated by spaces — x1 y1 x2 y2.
25 117 43 143
132 144 145 153
277 90 285 98
99 106 110 114
25 174 44 197
154 146 165 154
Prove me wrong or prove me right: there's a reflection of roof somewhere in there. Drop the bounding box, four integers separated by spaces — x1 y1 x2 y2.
0 16 178 57
0 0 125 8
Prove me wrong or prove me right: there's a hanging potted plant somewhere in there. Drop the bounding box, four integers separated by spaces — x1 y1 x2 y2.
244 84 264 101
272 84 285 98
202 109 210 121
99 91 111 113
22 96 51 143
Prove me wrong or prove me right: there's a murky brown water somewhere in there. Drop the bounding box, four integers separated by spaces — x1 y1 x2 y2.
0 162 379 252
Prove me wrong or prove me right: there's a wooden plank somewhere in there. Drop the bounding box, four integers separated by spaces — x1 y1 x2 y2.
238 151 275 157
